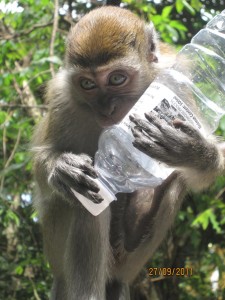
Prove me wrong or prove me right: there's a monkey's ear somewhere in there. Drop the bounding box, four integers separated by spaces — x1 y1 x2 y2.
145 22 159 63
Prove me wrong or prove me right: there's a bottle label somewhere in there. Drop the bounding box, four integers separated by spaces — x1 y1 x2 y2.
120 82 203 133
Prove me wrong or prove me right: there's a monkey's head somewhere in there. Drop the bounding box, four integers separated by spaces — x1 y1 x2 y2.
66 6 159 128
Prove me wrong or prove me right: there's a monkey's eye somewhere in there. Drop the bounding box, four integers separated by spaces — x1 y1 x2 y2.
109 74 127 86
80 78 96 90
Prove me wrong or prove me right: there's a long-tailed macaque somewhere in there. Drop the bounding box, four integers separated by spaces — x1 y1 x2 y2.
32 6 225 300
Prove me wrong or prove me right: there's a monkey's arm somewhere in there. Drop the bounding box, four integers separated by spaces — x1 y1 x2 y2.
115 113 224 256
130 112 225 191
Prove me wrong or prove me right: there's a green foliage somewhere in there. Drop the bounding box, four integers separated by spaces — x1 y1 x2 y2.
176 0 196 15
0 0 58 298
148 177 225 299
123 0 204 43
1 0 225 299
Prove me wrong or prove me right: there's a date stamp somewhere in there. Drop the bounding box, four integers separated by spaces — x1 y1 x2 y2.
148 267 193 277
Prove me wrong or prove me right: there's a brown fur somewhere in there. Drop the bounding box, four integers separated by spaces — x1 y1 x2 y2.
67 7 149 68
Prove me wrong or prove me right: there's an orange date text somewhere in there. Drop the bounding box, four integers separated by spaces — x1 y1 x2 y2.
148 267 193 277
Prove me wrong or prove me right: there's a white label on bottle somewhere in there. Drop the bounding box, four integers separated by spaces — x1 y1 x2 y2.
120 82 203 133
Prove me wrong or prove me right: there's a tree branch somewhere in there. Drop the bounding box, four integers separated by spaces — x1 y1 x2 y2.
0 104 48 110
0 22 53 41
0 129 22 191
50 0 59 77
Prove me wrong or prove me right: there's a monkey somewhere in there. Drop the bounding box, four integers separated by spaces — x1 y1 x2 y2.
32 6 225 300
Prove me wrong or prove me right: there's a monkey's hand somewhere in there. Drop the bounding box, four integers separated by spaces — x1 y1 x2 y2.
48 153 103 204
130 112 224 191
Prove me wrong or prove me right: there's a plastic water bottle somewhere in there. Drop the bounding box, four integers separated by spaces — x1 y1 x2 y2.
73 11 225 215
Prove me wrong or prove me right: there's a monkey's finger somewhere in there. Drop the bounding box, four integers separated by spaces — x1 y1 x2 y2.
144 112 176 135
81 163 98 179
130 113 161 130
145 112 192 141
48 174 81 201
145 111 171 126
173 119 202 139
60 153 92 166
72 183 101 202
129 114 144 126
129 114 151 129
145 112 172 131
86 191 104 204
132 137 168 161
131 123 179 148
131 126 142 138
58 169 100 193
75 173 100 193
60 154 96 177
73 186 104 203
133 137 185 167
130 114 163 139
79 153 93 164
131 127 159 146
131 121 162 141
73 188 104 203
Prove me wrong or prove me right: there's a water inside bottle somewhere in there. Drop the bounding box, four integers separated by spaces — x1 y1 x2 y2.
95 127 164 194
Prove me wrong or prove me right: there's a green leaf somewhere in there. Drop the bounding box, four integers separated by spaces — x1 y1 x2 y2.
170 20 188 31
15 265 24 275
192 209 210 229
162 5 173 18
176 0 184 13
191 0 202 10
30 211 38 221
7 210 20 226
183 0 196 15
0 111 8 123
165 24 179 42
192 208 222 233
208 212 222 234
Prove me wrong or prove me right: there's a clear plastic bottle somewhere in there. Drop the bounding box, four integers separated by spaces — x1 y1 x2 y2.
73 11 225 215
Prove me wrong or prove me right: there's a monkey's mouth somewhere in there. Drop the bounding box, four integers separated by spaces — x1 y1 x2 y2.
96 113 119 128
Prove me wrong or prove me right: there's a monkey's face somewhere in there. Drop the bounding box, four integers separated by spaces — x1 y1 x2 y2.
66 5 159 127
72 60 153 128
